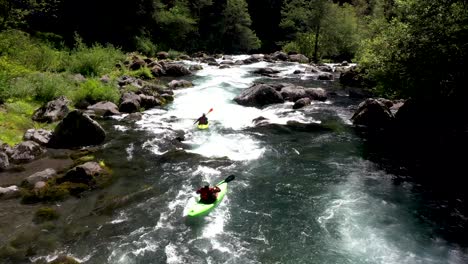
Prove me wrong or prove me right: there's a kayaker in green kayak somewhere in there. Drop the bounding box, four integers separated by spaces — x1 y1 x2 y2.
196 183 220 204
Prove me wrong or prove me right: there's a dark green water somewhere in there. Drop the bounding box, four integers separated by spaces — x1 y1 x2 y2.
31 58 467 264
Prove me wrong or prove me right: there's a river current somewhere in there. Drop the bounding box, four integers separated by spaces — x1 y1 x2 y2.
36 56 468 263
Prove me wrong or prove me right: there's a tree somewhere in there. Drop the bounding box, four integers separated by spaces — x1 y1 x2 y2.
358 0 468 102
221 0 260 52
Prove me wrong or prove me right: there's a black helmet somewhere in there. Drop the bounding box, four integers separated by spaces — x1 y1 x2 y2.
202 181 210 188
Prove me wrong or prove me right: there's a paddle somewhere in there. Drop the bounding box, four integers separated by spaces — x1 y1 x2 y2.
216 175 235 186
194 108 213 124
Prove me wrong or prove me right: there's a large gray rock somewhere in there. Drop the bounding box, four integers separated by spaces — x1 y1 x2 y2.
123 112 143 122
58 162 103 185
32 96 70 123
0 151 9 170
23 129 53 146
317 72 334 81
351 98 394 128
0 186 20 200
119 92 141 113
10 141 45 163
168 80 193 89
271 51 288 61
139 94 162 109
233 84 284 107
151 64 166 77
304 88 327 101
164 64 191 76
189 65 203 71
23 168 57 187
88 101 120 116
48 110 106 148
157 51 169 60
293 98 311 109
289 54 309 63
252 68 280 76
280 86 308 101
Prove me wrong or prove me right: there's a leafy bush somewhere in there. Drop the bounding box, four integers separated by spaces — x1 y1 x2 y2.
134 35 158 57
9 73 74 103
0 30 64 72
65 39 125 77
72 79 120 104
128 67 153 79
168 49 182 60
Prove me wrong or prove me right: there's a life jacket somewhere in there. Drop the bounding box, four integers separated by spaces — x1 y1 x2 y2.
198 116 208 125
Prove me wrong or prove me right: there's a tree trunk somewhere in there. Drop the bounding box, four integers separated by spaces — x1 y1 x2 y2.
313 23 320 63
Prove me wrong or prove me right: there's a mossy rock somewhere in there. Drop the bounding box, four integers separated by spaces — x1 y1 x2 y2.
34 207 59 223
58 182 89 197
73 155 95 166
0 245 27 262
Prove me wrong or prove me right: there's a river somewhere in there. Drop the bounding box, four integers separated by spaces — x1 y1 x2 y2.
33 56 468 264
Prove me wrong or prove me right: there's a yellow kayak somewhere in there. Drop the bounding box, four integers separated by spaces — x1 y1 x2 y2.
197 122 209 130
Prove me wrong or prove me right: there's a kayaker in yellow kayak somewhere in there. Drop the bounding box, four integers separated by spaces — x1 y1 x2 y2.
194 113 208 126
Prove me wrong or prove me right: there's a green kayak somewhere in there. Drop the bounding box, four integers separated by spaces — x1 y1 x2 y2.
197 122 209 130
187 181 227 217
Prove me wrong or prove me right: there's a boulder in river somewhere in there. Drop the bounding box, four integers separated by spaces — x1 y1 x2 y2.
10 141 45 163
189 65 203 71
123 112 143 122
48 110 106 148
351 98 394 128
57 161 105 186
289 54 309 63
317 72 334 81
280 85 308 101
233 83 284 107
139 94 162 109
304 88 327 101
168 80 193 89
252 68 280 76
32 96 70 123
119 92 141 113
87 101 120 116
293 98 311 109
23 128 52 146
164 64 191 77
22 168 57 187
271 51 288 61
157 51 169 60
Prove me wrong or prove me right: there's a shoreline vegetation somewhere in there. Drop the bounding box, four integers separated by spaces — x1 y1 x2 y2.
0 0 466 262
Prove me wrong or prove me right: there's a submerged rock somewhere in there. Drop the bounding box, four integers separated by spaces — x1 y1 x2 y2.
293 98 311 109
58 162 104 186
0 185 20 199
22 168 57 187
168 80 193 89
252 68 280 76
48 110 106 148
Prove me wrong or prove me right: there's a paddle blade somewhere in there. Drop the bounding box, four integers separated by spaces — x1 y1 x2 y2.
206 108 213 114
224 175 235 183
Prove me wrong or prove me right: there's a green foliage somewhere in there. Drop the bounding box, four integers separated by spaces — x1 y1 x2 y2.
357 0 468 100
134 35 158 57
222 0 261 52
281 1 360 61
72 79 120 105
155 1 197 51
34 207 60 223
0 100 55 145
65 38 125 77
10 73 74 103
128 67 153 80
168 49 182 60
0 30 64 72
